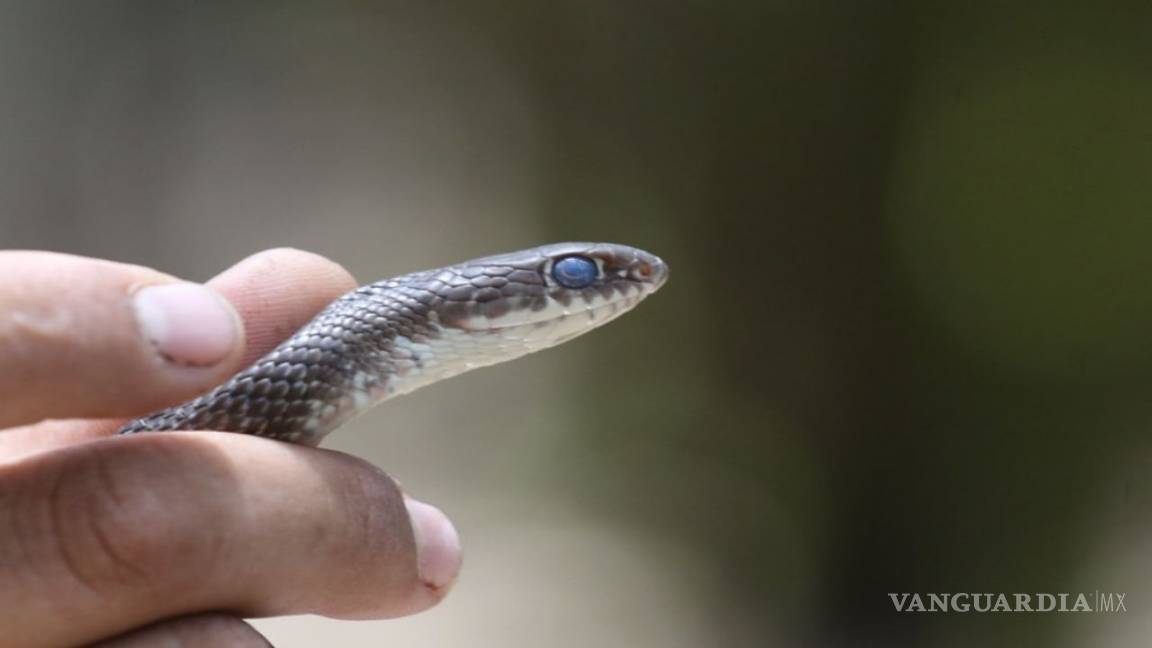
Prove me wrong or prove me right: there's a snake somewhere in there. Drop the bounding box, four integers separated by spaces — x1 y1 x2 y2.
118 242 668 445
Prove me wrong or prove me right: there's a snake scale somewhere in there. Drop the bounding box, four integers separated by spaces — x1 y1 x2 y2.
118 243 668 445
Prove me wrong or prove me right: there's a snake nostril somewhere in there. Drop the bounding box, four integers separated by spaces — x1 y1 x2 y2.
632 262 652 281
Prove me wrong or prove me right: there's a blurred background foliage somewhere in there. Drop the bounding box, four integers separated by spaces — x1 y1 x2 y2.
3 1 1152 646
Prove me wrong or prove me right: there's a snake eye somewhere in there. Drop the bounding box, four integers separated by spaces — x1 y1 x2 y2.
552 256 599 289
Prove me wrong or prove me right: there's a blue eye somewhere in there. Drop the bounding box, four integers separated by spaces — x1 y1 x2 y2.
552 256 599 288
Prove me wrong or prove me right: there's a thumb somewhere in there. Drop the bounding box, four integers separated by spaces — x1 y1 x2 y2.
0 251 246 428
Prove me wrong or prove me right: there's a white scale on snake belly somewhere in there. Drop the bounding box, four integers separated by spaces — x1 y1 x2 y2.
299 368 387 436
387 334 469 397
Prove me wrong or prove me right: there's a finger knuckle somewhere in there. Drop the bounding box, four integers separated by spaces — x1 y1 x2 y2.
41 439 233 595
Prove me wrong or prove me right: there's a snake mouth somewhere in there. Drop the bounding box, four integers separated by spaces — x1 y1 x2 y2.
449 282 654 335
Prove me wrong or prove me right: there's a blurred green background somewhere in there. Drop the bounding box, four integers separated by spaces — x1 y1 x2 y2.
4 1 1152 646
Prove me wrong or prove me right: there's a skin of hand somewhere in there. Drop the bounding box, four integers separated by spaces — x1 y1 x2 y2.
0 249 462 647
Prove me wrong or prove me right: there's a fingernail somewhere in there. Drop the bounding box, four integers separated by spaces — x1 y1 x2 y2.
405 499 462 591
133 283 243 367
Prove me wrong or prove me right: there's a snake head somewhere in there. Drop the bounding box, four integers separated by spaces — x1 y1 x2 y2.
428 242 668 344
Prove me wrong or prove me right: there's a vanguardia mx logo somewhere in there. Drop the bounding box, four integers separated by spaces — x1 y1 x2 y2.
888 592 1127 613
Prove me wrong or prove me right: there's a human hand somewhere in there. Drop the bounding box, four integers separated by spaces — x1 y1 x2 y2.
0 249 462 646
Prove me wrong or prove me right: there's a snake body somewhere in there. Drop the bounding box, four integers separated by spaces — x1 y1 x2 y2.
118 242 668 445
